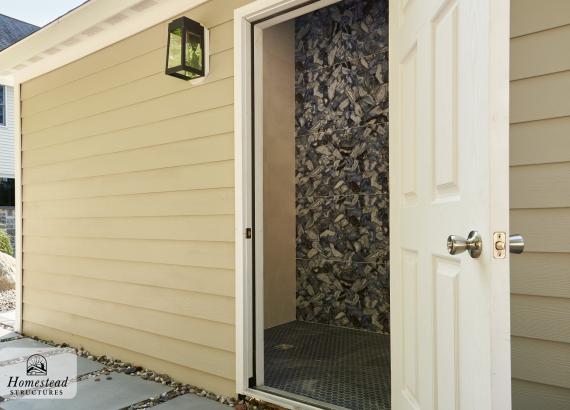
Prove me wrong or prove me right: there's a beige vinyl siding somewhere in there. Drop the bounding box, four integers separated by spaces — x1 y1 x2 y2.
20 0 253 396
510 1 570 408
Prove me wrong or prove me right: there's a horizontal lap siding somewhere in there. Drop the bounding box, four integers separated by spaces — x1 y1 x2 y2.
20 0 252 396
510 1 570 407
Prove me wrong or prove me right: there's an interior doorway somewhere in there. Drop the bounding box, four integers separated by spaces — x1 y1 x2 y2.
252 1 390 408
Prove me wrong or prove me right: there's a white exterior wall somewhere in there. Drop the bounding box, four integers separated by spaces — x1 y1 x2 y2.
0 85 15 178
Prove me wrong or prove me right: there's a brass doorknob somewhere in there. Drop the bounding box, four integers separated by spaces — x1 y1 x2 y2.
447 231 482 258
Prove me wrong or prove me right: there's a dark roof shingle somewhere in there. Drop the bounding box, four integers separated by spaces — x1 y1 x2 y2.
0 14 39 51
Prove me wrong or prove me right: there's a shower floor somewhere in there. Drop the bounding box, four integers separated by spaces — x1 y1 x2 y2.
262 321 391 410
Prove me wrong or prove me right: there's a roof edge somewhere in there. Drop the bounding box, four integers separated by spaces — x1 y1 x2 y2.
0 13 39 29
0 0 208 84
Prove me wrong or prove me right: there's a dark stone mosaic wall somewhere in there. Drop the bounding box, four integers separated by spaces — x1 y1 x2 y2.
295 0 389 333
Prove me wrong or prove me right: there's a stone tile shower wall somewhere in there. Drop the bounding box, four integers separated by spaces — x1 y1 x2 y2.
295 0 389 333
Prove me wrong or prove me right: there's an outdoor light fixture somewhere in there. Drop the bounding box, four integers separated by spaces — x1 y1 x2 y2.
165 17 209 81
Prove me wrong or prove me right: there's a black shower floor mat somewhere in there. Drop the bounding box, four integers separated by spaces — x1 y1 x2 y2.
262 321 391 410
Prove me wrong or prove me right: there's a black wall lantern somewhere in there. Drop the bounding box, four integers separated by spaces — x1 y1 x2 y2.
165 17 209 81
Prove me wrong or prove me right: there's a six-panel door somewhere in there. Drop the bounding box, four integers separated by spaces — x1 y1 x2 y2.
389 0 511 409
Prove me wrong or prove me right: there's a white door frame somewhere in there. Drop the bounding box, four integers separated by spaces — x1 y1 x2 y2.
234 0 341 407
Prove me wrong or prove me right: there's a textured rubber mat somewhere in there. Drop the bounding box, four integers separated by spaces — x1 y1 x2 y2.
264 321 390 409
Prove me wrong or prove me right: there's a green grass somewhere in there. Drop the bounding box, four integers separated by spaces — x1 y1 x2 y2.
0 229 13 256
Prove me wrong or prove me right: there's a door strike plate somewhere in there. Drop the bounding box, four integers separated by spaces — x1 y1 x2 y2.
245 228 253 239
493 232 506 259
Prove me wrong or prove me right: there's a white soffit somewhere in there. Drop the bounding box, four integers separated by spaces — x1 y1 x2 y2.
0 0 208 84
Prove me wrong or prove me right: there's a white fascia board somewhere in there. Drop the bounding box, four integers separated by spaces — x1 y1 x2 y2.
0 76 14 87
0 0 209 84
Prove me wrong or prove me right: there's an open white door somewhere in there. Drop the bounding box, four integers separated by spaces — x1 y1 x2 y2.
389 0 510 409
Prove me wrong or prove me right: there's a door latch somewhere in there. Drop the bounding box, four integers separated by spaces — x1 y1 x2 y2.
245 228 253 239
493 232 506 259
494 232 525 258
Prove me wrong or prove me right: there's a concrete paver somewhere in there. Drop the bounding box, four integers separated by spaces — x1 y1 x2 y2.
153 393 229 409
1 372 172 410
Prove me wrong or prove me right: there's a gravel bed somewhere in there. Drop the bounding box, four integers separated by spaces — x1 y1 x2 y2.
27 336 283 410
0 289 15 312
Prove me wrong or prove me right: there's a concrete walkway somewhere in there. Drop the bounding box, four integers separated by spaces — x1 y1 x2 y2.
0 331 229 410
0 311 15 330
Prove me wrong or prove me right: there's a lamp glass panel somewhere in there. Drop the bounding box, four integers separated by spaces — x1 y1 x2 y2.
177 70 200 80
185 31 203 71
167 27 183 69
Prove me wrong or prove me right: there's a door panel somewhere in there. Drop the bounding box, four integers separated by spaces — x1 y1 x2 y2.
433 4 458 199
434 256 460 410
390 0 511 409
402 250 419 405
401 46 418 206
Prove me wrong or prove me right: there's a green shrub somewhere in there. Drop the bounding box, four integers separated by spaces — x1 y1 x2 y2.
0 229 13 256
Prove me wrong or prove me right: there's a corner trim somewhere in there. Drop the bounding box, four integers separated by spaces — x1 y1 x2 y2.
13 84 22 333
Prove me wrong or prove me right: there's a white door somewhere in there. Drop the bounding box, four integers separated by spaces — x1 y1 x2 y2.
389 0 511 409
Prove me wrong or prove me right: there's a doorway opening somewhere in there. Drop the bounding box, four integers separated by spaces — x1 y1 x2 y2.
252 0 390 408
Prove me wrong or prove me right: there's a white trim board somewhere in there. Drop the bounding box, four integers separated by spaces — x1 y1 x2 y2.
13 84 22 334
244 387 331 410
0 0 209 84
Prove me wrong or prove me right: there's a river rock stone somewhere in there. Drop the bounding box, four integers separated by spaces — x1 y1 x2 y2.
0 252 15 291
